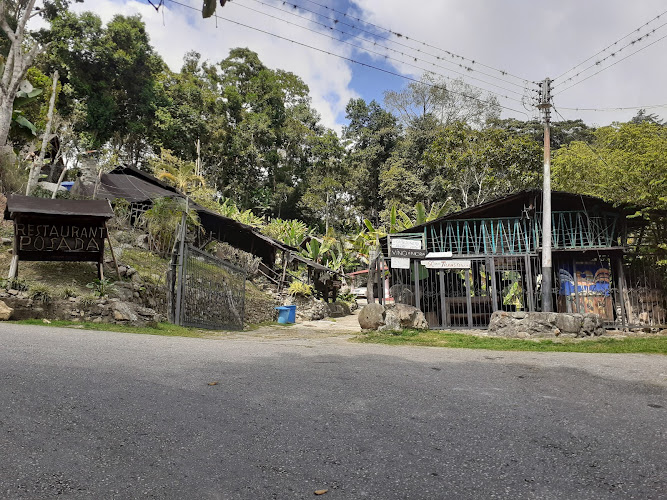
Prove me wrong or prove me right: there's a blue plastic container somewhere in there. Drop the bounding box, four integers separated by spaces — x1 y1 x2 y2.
275 305 297 324
285 305 297 323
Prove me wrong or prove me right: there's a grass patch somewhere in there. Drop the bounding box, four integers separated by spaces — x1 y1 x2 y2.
356 329 667 354
13 319 208 338
121 248 170 285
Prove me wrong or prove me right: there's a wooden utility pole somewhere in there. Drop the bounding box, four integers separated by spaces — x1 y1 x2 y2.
538 78 553 312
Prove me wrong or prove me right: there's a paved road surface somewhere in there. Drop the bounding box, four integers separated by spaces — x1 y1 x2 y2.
0 323 665 499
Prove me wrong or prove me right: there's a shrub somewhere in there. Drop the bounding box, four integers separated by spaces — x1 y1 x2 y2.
288 281 314 298
61 286 78 299
3 277 28 291
86 278 116 297
79 294 97 307
28 284 53 304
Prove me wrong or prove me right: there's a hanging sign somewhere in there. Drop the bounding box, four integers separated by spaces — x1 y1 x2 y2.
390 257 411 269
425 251 453 259
391 238 422 249
421 259 471 269
389 247 427 258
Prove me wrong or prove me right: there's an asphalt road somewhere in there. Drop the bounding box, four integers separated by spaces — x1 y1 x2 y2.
0 324 665 499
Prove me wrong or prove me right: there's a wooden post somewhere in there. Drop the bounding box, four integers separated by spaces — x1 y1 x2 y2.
174 213 187 326
104 222 121 280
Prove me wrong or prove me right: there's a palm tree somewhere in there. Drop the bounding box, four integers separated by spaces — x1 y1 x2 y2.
151 149 205 195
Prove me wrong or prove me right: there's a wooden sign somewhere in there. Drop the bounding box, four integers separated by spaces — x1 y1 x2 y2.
6 195 115 279
425 251 453 259
389 247 427 258
421 259 471 269
15 222 106 257
391 238 422 249
391 257 411 269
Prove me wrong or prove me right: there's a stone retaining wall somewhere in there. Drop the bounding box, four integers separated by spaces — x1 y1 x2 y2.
488 311 605 338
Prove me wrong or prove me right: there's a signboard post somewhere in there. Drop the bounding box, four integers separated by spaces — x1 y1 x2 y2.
5 195 115 279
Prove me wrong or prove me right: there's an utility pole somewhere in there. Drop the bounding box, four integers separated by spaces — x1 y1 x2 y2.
538 78 553 312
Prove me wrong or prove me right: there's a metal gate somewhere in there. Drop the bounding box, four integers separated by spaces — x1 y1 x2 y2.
170 244 247 330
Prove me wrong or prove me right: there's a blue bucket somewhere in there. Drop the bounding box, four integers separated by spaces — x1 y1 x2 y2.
276 305 297 324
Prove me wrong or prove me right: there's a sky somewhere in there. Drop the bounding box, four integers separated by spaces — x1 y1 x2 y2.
66 0 667 132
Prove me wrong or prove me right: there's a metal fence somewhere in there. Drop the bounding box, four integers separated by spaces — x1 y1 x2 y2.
378 250 666 330
171 245 247 330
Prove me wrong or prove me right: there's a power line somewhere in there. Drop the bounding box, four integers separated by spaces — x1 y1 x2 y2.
559 103 667 112
239 0 532 93
553 8 667 82
162 0 530 117
230 0 527 101
553 30 667 96
552 20 667 90
297 0 536 86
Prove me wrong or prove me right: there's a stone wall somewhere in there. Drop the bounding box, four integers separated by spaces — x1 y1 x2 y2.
0 282 161 327
488 311 605 338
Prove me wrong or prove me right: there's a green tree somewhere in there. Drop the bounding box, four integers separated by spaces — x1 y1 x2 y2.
45 11 164 166
384 74 501 129
343 98 399 224
424 122 542 208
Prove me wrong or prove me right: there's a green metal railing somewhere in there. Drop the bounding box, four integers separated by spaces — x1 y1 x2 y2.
427 211 621 256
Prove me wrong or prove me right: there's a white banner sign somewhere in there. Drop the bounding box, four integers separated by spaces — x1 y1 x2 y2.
421 259 471 269
390 257 411 269
425 251 453 259
391 238 422 250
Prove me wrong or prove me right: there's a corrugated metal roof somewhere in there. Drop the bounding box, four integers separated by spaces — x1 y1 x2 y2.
5 195 114 218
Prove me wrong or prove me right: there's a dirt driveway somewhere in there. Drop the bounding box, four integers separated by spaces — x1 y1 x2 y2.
205 311 362 342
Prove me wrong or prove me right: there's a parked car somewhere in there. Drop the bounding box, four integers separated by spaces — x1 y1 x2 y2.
350 286 368 299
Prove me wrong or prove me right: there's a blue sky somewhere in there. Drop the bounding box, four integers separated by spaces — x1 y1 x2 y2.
74 0 667 131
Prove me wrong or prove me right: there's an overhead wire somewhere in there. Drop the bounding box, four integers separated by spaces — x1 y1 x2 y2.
240 0 533 93
553 30 667 96
552 20 667 91
162 0 530 116
230 0 527 100
558 103 667 112
296 0 536 86
553 8 667 82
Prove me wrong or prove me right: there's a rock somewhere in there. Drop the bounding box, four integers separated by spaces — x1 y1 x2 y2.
1 237 11 245
92 317 103 323
0 300 13 320
358 303 385 330
326 301 351 318
7 289 18 296
131 273 142 284
381 303 429 331
489 311 606 338
110 301 138 322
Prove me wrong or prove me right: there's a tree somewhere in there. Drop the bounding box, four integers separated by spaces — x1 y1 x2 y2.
150 149 204 194
552 121 667 262
343 98 399 224
45 11 164 166
384 74 501 129
0 0 83 148
553 121 667 211
424 122 542 208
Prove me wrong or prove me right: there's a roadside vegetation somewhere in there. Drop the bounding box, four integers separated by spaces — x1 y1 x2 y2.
356 329 667 354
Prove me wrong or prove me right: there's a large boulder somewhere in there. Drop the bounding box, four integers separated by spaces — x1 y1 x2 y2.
382 303 429 332
0 300 13 320
358 303 429 332
488 311 605 338
358 303 385 330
